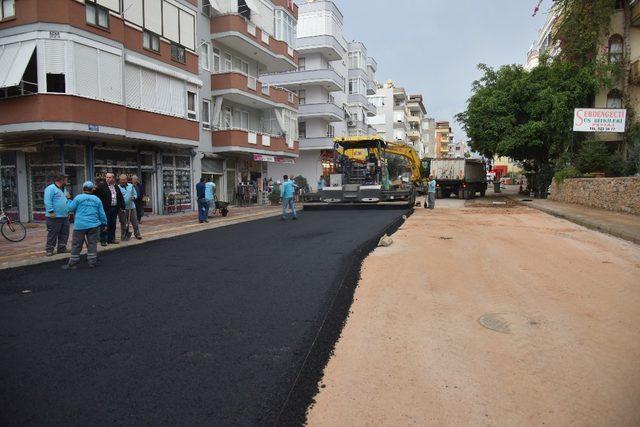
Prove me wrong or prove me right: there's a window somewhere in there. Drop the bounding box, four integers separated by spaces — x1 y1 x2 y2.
238 0 250 20
171 43 186 63
275 9 296 45
46 74 65 93
223 53 232 72
233 109 249 130
143 31 160 53
327 125 334 138
1 0 15 20
200 42 210 70
202 99 211 129
223 106 232 129
297 89 306 105
606 89 623 109
86 1 109 29
298 57 306 71
348 51 366 70
187 91 197 119
299 122 306 138
212 47 221 73
608 35 623 63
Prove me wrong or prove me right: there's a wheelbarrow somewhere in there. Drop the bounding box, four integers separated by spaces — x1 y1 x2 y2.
210 200 229 217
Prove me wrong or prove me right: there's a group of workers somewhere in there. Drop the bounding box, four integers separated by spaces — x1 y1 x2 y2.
44 172 144 269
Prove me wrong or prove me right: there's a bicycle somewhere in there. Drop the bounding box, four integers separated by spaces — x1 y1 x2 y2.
0 208 27 242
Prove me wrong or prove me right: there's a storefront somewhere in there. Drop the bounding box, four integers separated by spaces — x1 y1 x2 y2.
1 139 195 222
162 154 192 214
201 155 224 202
0 151 18 218
93 147 157 213
27 143 87 221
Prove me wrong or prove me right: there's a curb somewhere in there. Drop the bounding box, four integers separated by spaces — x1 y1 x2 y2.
510 197 640 246
0 209 283 271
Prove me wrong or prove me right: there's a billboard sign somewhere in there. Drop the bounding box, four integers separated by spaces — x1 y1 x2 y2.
573 108 626 133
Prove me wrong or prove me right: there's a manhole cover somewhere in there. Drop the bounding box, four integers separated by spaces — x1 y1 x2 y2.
478 313 511 334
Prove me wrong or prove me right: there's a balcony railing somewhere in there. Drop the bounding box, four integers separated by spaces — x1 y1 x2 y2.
0 80 37 99
212 72 298 107
260 66 344 91
298 102 345 121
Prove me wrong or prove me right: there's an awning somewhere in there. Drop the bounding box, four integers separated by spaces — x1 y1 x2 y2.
244 0 261 14
0 41 36 89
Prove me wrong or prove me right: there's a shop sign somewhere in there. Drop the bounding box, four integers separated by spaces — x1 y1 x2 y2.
573 108 626 133
253 154 295 164
88 124 100 132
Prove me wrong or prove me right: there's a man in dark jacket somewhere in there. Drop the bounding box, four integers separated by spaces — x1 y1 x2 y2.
132 175 144 223
95 173 124 246
195 177 208 224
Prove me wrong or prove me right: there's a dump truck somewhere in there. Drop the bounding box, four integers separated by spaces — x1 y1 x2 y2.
430 158 487 199
307 136 427 207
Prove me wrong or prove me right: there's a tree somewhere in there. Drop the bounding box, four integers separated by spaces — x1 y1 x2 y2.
456 59 599 193
577 139 609 173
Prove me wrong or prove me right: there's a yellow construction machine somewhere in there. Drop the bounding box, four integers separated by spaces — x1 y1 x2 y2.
305 136 430 207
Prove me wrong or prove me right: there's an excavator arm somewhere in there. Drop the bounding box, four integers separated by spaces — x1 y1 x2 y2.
377 141 426 184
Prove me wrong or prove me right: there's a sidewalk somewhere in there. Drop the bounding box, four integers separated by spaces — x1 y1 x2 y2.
511 196 640 245
0 204 285 270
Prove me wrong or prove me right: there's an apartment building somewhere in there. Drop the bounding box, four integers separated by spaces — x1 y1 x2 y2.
368 80 408 144
421 117 436 158
197 0 299 203
260 0 346 189
434 121 453 158
524 7 560 71
0 0 202 221
406 94 426 157
346 41 376 137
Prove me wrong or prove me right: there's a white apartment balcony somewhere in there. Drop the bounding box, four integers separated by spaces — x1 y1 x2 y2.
298 136 334 150
408 130 421 140
367 57 377 73
295 35 346 61
260 67 344 92
347 119 370 134
407 115 420 124
347 93 377 116
211 72 298 110
298 102 345 122
210 15 298 73
367 79 376 95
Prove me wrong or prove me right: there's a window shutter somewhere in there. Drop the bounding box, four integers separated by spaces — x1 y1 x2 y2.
179 10 195 51
74 43 99 99
97 0 120 12
144 0 162 35
156 73 172 114
162 2 180 44
99 51 122 103
123 0 143 26
170 78 185 116
141 68 157 111
45 40 66 74
125 64 141 108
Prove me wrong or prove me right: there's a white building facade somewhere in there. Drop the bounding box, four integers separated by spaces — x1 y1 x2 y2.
367 81 409 144
262 0 378 190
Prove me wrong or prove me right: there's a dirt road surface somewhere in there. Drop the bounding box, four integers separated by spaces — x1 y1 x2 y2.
307 198 640 426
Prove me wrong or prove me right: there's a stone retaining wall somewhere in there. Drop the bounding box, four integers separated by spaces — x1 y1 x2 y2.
549 177 640 215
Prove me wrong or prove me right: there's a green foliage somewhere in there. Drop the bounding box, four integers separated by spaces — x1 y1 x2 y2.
456 60 598 166
577 139 609 173
293 175 309 192
268 183 281 203
553 0 617 68
554 167 581 184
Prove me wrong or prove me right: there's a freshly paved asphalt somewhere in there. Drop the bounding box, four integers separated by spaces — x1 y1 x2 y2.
0 209 407 426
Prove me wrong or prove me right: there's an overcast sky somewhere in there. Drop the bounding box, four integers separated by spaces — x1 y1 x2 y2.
328 0 552 142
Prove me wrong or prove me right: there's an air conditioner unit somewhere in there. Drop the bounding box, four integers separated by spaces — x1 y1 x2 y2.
347 120 355 127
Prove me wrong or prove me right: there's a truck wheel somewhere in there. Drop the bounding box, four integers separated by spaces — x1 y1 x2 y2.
480 187 486 197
